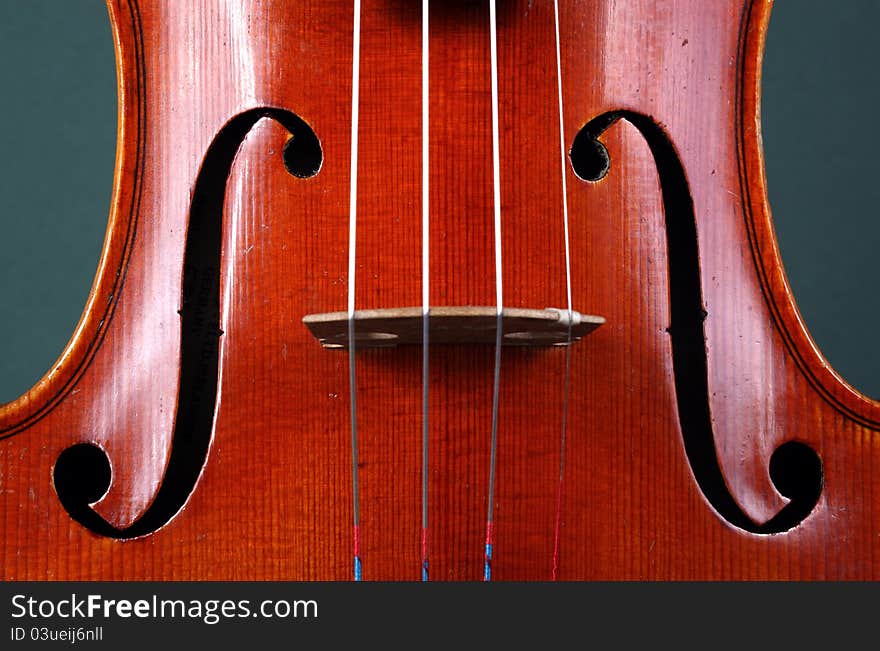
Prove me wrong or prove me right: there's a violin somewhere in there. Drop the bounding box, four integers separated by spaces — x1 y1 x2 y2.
0 0 876 581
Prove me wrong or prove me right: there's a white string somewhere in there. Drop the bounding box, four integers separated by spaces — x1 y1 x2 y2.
348 0 363 582
348 0 362 322
489 0 504 313
420 0 431 582
551 0 574 581
554 0 573 318
484 0 504 582
422 0 431 318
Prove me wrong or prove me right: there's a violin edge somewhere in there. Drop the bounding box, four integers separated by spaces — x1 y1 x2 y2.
0 0 143 439
738 0 880 427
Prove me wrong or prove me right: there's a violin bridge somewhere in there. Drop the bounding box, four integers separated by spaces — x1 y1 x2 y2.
302 306 605 349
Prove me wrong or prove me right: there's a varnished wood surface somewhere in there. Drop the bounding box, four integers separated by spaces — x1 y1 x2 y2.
0 0 878 580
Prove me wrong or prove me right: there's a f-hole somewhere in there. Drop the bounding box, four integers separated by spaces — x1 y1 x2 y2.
570 111 822 533
53 107 322 538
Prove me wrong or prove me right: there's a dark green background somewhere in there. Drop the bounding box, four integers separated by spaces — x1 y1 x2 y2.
0 1 876 402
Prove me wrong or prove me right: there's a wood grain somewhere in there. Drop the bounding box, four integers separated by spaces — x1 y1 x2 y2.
0 0 878 580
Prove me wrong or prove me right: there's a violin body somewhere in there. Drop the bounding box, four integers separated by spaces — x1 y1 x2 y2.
1 0 878 580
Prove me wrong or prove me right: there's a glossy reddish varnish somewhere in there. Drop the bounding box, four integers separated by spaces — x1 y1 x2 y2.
1 0 878 580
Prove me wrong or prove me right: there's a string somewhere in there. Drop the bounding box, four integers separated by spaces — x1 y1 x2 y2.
551 0 574 581
348 0 363 582
484 0 504 582
421 0 431 583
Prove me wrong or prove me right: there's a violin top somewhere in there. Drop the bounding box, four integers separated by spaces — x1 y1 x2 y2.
0 0 878 581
